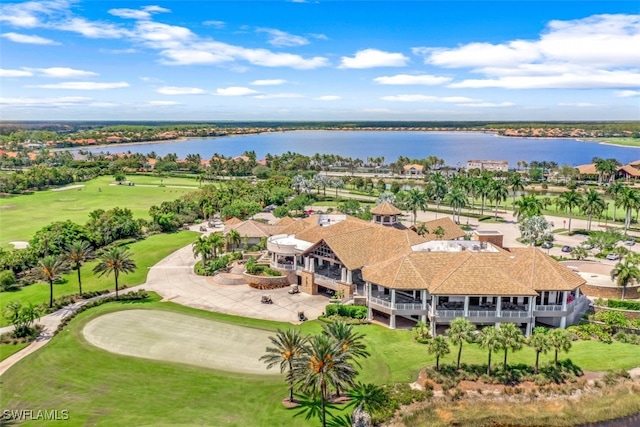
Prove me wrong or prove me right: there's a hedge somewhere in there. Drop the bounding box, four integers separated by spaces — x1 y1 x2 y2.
325 304 367 319
606 299 640 311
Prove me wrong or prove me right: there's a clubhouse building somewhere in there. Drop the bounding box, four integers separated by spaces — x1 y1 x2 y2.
261 202 588 336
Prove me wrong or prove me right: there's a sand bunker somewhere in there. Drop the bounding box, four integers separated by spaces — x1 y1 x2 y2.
51 185 85 192
82 309 277 375
9 241 29 249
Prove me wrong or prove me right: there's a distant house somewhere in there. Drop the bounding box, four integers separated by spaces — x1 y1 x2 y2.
466 160 508 172
616 164 640 181
402 164 424 175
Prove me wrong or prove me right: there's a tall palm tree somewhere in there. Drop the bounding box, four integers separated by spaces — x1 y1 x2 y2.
192 236 213 265
497 323 525 369
38 255 68 308
401 188 428 225
478 326 501 375
425 336 450 371
513 195 543 221
64 240 94 296
321 321 370 366
558 190 583 231
208 232 225 258
547 328 572 366
489 180 509 220
606 181 625 223
347 382 388 425
616 187 640 231
225 229 241 253
296 334 357 427
610 259 640 299
445 187 467 224
508 173 525 208
528 327 551 373
446 318 476 369
93 247 137 300
428 172 448 218
260 329 308 403
581 189 606 231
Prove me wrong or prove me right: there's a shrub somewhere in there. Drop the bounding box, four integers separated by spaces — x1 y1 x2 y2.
594 311 629 328
325 304 367 319
606 299 640 311
0 270 19 292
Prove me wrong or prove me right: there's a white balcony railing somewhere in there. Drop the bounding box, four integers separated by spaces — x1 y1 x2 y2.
272 262 297 271
535 304 564 311
436 310 465 318
315 274 338 286
370 296 392 308
467 310 497 318
436 309 530 318
369 297 425 312
500 310 531 318
395 302 425 311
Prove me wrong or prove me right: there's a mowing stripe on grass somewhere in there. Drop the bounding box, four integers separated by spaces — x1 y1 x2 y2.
82 309 278 375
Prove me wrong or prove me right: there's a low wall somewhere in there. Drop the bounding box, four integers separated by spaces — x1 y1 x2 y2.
581 283 640 300
593 305 640 320
243 272 290 290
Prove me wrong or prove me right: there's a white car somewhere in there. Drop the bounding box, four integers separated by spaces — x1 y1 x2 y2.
606 253 620 261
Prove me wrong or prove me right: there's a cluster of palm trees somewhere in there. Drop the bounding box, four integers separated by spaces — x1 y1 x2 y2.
427 318 572 375
192 230 244 265
260 321 377 427
38 241 137 308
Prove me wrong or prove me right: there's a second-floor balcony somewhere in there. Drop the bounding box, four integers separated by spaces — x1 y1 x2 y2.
369 296 426 312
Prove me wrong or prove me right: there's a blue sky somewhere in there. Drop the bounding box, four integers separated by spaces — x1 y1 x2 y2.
1 0 639 121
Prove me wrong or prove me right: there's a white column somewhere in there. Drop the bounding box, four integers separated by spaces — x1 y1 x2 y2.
421 290 428 323
560 291 568 328
304 256 310 270
310 258 315 273
496 296 502 328
346 270 353 285
341 268 347 283
528 296 535 316
575 287 580 299
366 282 372 321
464 296 470 317
525 321 533 337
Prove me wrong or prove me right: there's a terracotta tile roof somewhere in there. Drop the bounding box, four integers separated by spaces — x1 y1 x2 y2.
617 165 640 177
506 247 586 291
363 252 451 290
275 217 296 227
576 164 597 175
371 202 401 215
403 164 424 171
224 217 243 226
296 216 371 245
414 217 466 241
429 252 538 296
628 160 640 167
226 219 276 238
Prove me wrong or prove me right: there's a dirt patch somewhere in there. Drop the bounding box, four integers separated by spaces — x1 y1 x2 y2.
0 204 16 210
51 185 85 192
82 309 278 375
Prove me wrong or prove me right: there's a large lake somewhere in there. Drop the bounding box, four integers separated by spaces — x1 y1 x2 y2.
80 131 638 166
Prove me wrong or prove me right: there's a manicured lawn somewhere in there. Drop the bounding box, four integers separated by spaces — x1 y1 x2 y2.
587 137 640 147
0 342 29 361
0 175 197 247
3 296 639 426
0 231 198 326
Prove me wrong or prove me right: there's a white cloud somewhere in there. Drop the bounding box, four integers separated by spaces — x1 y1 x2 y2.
457 102 516 107
214 87 259 96
147 100 181 106
557 102 598 107
381 95 480 103
257 28 309 47
35 67 98 78
157 86 205 95
29 81 130 90
0 96 92 107
373 74 451 85
89 102 119 108
203 20 225 29
315 95 342 101
308 33 328 40
616 90 640 97
414 14 640 90
1 32 59 44
100 48 137 54
449 69 640 89
0 0 70 28
0 68 33 77
250 79 286 86
143 6 170 13
60 17 131 38
109 5 169 20
254 93 304 99
340 49 409 69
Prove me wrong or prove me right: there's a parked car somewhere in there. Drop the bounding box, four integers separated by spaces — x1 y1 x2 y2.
606 253 620 261
624 238 636 246
541 241 553 249
561 246 572 253
580 242 594 250
262 204 278 213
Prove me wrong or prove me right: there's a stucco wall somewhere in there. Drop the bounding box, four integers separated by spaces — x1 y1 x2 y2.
581 283 640 300
243 272 289 289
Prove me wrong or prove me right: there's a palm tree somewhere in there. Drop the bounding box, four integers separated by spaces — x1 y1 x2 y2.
446 318 476 369
64 240 94 296
547 328 572 366
415 222 429 236
489 180 509 220
508 173 525 208
513 195 543 221
322 321 370 366
528 327 551 373
401 188 428 225
192 236 212 265
260 329 308 403
38 255 68 308
93 247 137 300
225 229 241 253
329 178 345 198
477 326 501 375
558 190 583 231
347 382 388 426
616 187 640 231
208 232 225 258
425 336 450 371
428 172 448 218
445 187 468 224
496 323 525 369
610 259 640 299
581 189 606 231
296 334 357 427
606 181 625 223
